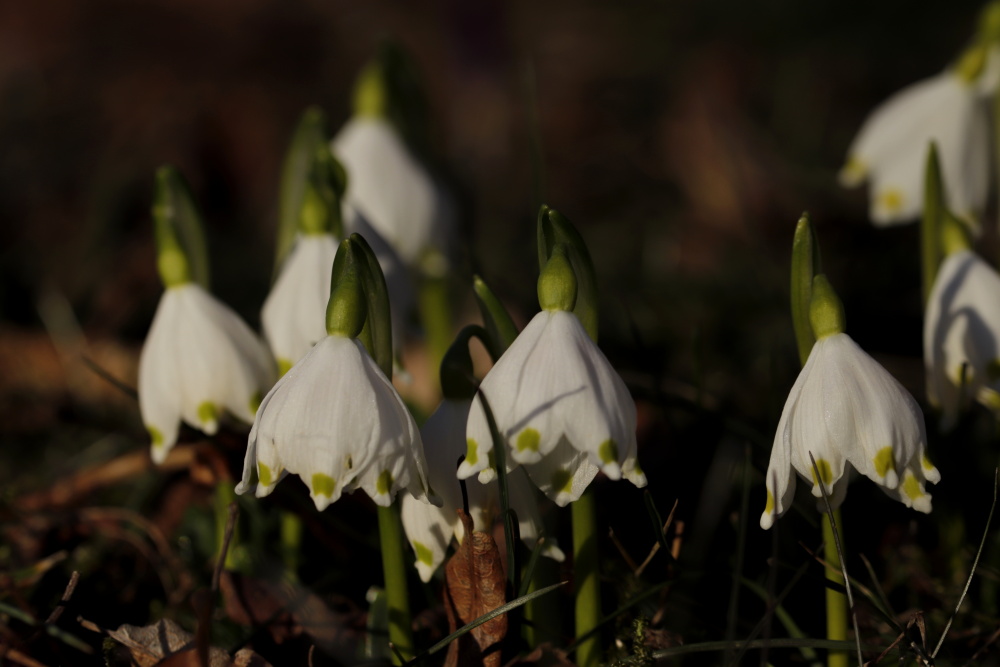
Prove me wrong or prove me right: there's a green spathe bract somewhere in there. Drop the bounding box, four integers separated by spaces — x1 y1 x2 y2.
153 166 210 289
536 206 599 341
538 244 578 312
326 239 367 339
809 275 846 340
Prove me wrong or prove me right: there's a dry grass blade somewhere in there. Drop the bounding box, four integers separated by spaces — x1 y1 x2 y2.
932 467 999 659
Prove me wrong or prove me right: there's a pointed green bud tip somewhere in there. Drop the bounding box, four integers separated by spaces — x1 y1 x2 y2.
940 212 973 256
299 180 332 235
352 61 387 119
538 244 577 312
809 274 846 339
326 240 368 338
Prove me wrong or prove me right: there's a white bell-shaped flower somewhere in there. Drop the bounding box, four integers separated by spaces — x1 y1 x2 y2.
924 248 1000 429
761 278 940 529
839 64 991 226
236 334 433 510
458 309 646 506
400 398 565 582
139 283 275 464
332 116 453 270
261 234 338 375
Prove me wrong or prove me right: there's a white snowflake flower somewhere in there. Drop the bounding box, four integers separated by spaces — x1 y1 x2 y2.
459 310 646 507
139 283 275 464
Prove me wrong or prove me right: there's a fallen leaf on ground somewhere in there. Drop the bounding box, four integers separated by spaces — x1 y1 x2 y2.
443 509 507 667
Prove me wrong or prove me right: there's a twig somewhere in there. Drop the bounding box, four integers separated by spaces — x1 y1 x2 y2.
635 499 679 578
44 571 79 625
608 527 639 573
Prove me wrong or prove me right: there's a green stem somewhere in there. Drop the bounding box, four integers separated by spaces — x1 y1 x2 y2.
822 509 848 667
378 503 413 663
921 144 944 305
572 490 601 667
213 483 238 571
280 511 303 577
418 275 452 391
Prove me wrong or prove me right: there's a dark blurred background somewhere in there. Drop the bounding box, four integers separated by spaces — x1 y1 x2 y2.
0 1 996 659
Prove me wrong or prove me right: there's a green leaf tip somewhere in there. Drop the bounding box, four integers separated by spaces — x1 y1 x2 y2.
472 275 518 356
350 232 394 379
790 212 820 366
275 107 345 278
152 165 209 289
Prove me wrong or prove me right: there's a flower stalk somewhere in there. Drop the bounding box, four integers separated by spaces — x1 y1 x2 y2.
572 489 600 667
378 503 413 663
822 511 848 667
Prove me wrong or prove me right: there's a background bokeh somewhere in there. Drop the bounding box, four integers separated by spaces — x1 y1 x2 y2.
1 0 997 663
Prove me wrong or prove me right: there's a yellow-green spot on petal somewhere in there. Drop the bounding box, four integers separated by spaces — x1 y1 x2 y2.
413 541 434 566
464 439 479 466
765 488 774 515
878 188 904 215
551 469 574 494
982 388 1000 412
903 473 924 501
197 401 218 425
277 358 293 377
810 458 833 487
598 439 619 465
873 446 894 478
987 359 1000 382
487 448 496 470
248 392 262 415
258 462 274 487
922 454 936 471
147 426 164 448
839 155 867 186
376 470 394 495
516 428 541 453
312 473 336 498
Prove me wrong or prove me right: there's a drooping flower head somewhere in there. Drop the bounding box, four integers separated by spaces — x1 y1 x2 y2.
262 108 345 375
139 166 275 464
761 274 940 529
238 234 434 510
459 207 646 506
839 12 1000 226
331 49 455 275
400 325 565 581
924 204 1000 430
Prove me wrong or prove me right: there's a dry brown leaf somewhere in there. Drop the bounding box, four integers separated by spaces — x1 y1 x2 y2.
443 509 507 667
220 571 364 661
106 618 271 667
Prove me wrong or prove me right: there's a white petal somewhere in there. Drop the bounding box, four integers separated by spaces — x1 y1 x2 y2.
332 117 450 265
261 234 338 372
400 492 455 582
925 250 1000 428
139 285 275 463
762 333 935 528
843 71 989 226
239 335 429 511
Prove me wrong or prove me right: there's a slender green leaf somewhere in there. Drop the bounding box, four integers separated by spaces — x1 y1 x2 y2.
790 212 819 366
472 274 519 357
